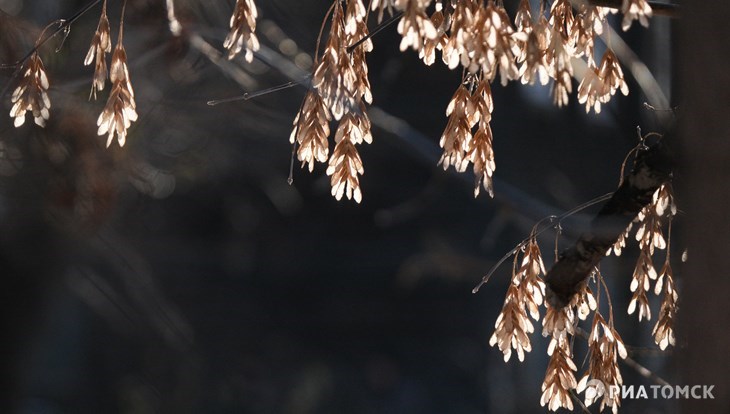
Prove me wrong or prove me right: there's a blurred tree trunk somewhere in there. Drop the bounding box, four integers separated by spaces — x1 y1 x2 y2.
678 0 730 412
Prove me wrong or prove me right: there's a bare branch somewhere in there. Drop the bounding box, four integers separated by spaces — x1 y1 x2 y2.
545 138 673 308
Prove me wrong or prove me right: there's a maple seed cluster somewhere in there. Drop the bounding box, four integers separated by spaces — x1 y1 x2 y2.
224 0 260 63
10 52 50 128
291 0 373 203
90 1 137 148
3 1 677 413
283 0 650 202
8 0 139 149
6 0 653 202
488 181 677 412
84 0 111 100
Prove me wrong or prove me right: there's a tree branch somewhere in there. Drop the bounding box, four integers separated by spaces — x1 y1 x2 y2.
545 137 673 308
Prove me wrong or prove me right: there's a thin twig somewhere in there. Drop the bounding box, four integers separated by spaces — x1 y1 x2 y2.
120 0 128 39
473 193 614 293
472 192 613 293
621 356 672 387
315 1 338 61
570 391 593 414
597 269 615 325
625 345 672 356
288 140 297 185
346 11 404 53
207 78 309 106
0 0 103 99
618 146 642 186
643 102 678 113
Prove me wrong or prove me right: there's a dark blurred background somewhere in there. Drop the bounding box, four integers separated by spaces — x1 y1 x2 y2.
0 0 681 413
